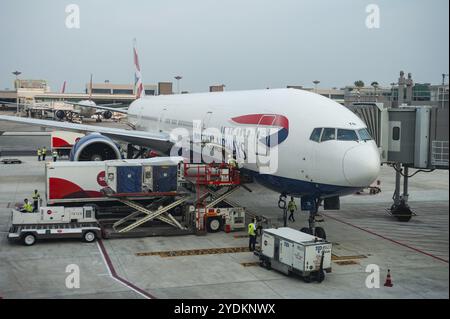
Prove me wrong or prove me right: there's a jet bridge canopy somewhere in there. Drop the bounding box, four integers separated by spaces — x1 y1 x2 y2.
348 103 449 169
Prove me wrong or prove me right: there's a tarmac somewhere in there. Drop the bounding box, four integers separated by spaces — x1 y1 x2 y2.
0 118 448 299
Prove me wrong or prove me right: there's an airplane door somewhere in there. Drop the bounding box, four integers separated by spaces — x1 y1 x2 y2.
158 107 167 132
202 111 213 130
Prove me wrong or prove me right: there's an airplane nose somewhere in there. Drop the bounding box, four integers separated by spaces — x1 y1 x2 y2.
343 143 381 187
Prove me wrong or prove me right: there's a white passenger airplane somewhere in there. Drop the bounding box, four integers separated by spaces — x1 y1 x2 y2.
0 43 380 237
62 75 124 122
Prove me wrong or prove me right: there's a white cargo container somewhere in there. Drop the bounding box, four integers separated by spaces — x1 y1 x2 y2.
46 161 107 204
46 158 184 204
258 227 332 282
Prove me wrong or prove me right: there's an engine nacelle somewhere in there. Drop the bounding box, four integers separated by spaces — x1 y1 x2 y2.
103 110 113 119
55 110 65 120
69 133 122 161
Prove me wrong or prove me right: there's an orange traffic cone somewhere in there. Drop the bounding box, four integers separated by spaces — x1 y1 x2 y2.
384 269 393 287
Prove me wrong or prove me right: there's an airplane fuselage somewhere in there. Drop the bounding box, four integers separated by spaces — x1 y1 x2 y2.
125 88 380 198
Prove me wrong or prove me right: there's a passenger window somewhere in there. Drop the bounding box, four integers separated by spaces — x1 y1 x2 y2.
309 128 322 142
321 128 336 142
337 129 358 141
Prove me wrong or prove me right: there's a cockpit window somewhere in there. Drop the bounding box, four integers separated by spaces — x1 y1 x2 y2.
337 129 358 141
358 128 373 141
310 128 322 142
321 128 336 142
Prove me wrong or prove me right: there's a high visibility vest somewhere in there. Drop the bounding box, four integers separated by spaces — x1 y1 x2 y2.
32 192 40 200
248 223 256 236
23 203 33 212
42 148 47 154
37 149 41 156
52 151 57 157
288 200 297 211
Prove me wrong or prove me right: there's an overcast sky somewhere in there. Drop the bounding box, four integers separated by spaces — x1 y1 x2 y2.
0 0 448 93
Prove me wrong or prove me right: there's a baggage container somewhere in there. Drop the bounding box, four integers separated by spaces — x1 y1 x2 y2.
105 161 143 193
46 161 106 202
258 227 332 282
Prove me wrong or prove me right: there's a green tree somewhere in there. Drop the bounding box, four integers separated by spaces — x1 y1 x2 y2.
354 80 365 88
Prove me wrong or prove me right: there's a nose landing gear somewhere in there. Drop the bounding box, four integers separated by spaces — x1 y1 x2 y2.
278 194 288 227
300 198 326 240
278 195 327 240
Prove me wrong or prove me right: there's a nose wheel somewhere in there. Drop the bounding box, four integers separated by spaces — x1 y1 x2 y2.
300 199 327 240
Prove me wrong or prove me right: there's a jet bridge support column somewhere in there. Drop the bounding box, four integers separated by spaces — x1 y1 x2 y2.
390 164 413 222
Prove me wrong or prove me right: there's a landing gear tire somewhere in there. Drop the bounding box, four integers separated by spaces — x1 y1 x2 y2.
314 227 326 240
391 204 413 222
300 227 312 235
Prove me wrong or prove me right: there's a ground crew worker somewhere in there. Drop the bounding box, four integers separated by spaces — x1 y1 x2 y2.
42 147 47 161
37 148 42 161
32 189 41 212
248 219 257 251
288 197 297 222
227 155 237 169
21 199 33 213
52 150 58 162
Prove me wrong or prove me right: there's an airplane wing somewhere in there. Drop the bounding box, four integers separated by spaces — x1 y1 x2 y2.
0 100 35 107
65 102 128 114
0 115 172 153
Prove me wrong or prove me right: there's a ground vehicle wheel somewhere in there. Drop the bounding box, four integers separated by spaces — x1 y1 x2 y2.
316 270 326 283
314 227 327 240
302 274 312 283
206 216 222 233
83 231 97 243
300 227 312 235
23 233 36 246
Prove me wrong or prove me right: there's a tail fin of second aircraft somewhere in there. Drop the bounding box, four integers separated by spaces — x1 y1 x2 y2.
133 39 145 99
61 81 67 94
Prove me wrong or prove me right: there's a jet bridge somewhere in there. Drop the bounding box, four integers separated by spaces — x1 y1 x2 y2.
348 102 449 221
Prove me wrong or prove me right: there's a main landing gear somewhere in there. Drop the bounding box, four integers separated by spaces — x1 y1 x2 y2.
278 195 327 240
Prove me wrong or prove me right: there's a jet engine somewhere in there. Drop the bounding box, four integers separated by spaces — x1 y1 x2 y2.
55 110 65 120
69 133 122 161
102 110 113 120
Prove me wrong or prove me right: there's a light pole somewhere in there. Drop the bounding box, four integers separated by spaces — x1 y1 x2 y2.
313 80 320 93
174 76 182 94
12 71 21 114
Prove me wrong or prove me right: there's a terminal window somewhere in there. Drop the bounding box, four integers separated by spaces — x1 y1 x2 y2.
92 89 111 94
113 89 133 95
